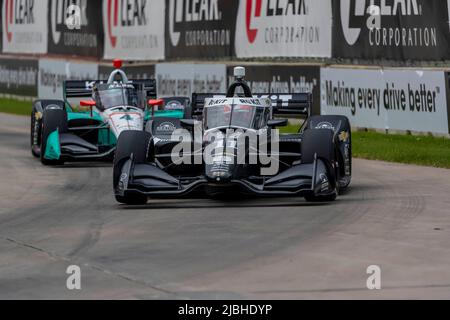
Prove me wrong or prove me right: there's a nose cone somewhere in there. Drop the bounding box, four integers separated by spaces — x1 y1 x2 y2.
106 109 144 138
204 131 243 183
205 162 235 183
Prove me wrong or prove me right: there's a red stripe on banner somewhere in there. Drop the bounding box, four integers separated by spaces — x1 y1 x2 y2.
107 0 118 48
114 0 118 26
255 0 262 16
9 0 13 23
5 0 13 42
246 0 260 43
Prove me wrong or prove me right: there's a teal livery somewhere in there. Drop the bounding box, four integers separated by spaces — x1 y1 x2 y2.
30 60 191 166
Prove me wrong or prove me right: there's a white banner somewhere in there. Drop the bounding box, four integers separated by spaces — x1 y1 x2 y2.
155 63 226 97
38 59 98 100
103 0 164 60
321 68 449 134
2 0 48 53
235 0 332 58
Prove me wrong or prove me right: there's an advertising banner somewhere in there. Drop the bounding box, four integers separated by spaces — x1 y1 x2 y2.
103 0 165 60
48 0 103 58
0 58 38 96
155 63 226 97
165 0 238 59
0 0 3 53
333 0 450 60
38 59 98 99
446 72 450 135
98 64 155 80
2 0 48 54
235 0 332 58
321 67 449 134
227 64 321 115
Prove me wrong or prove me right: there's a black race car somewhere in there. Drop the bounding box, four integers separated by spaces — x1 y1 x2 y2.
113 67 352 204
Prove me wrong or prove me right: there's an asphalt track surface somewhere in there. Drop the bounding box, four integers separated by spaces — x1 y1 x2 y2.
1 113 450 299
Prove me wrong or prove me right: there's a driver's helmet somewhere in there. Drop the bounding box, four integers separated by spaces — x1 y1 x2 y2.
93 84 128 110
233 104 253 124
102 88 123 107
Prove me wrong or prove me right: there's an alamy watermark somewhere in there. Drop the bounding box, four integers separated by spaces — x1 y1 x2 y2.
65 4 82 30
66 265 81 290
170 126 280 176
366 265 381 290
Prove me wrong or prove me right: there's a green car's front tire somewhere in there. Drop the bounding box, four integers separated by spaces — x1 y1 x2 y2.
30 110 41 158
40 109 67 166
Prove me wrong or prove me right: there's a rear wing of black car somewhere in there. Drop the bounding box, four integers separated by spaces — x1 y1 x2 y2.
63 79 157 100
191 93 312 118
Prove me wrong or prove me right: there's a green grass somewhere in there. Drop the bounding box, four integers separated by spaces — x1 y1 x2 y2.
280 123 300 134
352 131 450 168
280 123 450 169
0 97 32 116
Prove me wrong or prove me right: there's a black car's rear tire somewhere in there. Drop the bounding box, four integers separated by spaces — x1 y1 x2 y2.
306 115 352 190
40 109 67 166
113 130 152 205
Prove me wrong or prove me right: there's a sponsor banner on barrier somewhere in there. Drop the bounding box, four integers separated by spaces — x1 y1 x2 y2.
103 0 165 60
0 0 3 53
334 0 450 60
321 68 449 134
2 0 48 53
98 64 155 80
0 58 38 96
155 63 226 97
48 0 103 57
446 72 450 134
165 0 238 59
235 0 332 58
38 59 98 99
227 64 320 115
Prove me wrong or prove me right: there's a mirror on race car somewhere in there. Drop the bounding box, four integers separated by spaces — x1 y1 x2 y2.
180 119 201 128
148 99 165 116
267 119 288 128
80 100 96 117
80 100 96 107
148 99 164 106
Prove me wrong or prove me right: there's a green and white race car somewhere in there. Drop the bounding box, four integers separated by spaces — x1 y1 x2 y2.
30 60 190 165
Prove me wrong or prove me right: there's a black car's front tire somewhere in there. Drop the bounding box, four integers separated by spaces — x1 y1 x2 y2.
113 130 153 205
304 193 337 202
115 194 148 205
